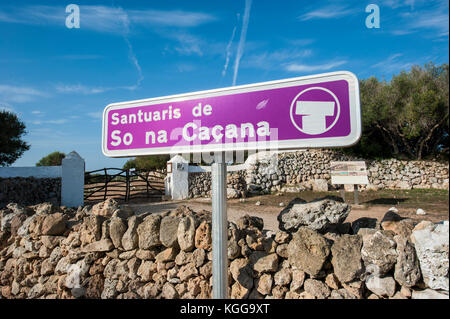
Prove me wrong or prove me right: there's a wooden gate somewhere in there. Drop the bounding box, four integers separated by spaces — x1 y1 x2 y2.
84 168 165 203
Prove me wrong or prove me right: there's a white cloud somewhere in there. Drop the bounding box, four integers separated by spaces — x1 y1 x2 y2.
128 9 216 28
87 112 103 120
288 39 316 46
161 31 229 58
391 29 416 36
31 119 68 125
0 5 216 33
55 81 149 95
371 54 413 73
412 11 449 36
285 60 347 73
390 1 449 38
299 5 357 21
0 84 46 103
55 84 108 95
382 0 423 9
222 25 237 77
123 36 144 89
171 33 204 56
32 110 45 115
244 49 313 70
233 0 253 86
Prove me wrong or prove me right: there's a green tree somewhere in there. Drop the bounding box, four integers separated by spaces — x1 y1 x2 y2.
123 154 170 171
347 62 449 160
345 76 393 159
0 110 30 166
36 151 66 166
388 63 449 159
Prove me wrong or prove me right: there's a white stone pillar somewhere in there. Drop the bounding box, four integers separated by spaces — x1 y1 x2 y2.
61 151 85 207
167 155 189 200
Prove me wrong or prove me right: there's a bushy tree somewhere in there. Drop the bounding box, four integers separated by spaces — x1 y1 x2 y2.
345 76 393 159
0 110 30 166
347 63 449 160
36 151 66 166
123 154 170 171
388 63 449 159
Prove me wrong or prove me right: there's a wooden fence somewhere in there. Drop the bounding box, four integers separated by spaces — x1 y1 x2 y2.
84 168 165 203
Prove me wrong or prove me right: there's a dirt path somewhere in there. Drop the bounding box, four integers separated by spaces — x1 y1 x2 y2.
126 194 449 232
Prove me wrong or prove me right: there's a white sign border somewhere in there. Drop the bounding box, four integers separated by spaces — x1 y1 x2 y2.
102 71 361 157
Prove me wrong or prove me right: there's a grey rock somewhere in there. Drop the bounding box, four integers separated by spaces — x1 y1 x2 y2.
112 206 134 219
109 217 127 249
230 258 254 289
250 251 278 273
365 275 396 297
361 231 397 276
311 179 328 192
274 268 292 286
411 289 449 299
331 234 364 283
255 273 273 295
236 215 264 231
121 216 140 251
278 198 350 233
287 227 330 277
101 278 118 299
411 222 449 291
40 213 67 236
227 188 240 199
160 215 180 248
82 239 114 252
137 214 161 249
28 283 45 299
228 235 241 260
304 279 331 299
394 235 421 287
91 198 120 218
330 289 357 299
177 216 197 252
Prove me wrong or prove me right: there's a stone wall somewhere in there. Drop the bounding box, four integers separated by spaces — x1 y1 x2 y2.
189 171 247 199
0 178 61 208
0 199 448 299
187 150 449 198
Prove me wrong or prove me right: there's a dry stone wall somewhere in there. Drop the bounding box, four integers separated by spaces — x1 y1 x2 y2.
189 171 247 199
188 150 449 198
0 178 61 208
0 198 448 299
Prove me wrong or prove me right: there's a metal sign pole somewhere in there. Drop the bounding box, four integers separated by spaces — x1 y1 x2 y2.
354 184 359 205
211 152 228 299
339 185 346 202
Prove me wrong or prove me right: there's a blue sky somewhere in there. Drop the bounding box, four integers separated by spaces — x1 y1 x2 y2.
0 0 448 170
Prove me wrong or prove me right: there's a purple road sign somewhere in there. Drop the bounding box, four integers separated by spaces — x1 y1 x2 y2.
102 71 361 157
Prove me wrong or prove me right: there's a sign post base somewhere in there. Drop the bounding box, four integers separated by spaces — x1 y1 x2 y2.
354 184 359 205
211 152 228 299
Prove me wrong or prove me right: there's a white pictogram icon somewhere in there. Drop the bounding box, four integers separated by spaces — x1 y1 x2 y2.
290 87 341 135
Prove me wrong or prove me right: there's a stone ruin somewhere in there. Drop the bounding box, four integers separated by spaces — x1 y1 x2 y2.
0 198 448 299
